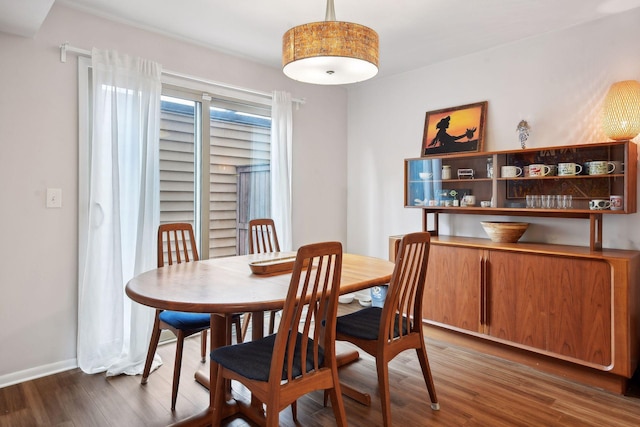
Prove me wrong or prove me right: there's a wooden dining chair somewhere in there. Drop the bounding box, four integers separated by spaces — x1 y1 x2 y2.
246 218 282 336
211 241 348 426
332 232 439 427
142 222 243 411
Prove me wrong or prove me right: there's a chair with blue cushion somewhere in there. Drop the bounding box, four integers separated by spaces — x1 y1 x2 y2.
141 222 242 411
333 232 439 427
211 241 347 426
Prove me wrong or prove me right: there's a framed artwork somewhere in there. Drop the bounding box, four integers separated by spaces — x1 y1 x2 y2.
421 101 487 156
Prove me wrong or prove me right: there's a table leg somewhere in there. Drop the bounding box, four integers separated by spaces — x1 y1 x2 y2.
335 350 371 406
178 314 238 426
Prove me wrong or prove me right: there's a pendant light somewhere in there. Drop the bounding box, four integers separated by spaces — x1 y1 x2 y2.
282 0 379 85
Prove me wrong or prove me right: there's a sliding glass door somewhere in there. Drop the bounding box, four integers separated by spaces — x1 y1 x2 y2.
159 89 272 259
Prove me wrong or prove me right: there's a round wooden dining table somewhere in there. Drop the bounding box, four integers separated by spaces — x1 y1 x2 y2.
126 251 395 426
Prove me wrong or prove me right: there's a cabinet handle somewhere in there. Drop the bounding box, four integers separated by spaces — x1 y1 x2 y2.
481 257 489 327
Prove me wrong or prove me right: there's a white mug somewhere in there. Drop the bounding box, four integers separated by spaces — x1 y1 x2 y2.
588 161 615 175
557 162 583 176
529 164 551 177
589 199 611 210
610 195 623 211
462 195 476 206
501 165 523 178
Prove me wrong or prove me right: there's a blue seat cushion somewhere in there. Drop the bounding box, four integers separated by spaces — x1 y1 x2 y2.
159 310 210 331
336 307 409 341
210 332 324 381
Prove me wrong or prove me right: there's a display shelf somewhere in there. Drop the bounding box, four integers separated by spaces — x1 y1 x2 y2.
404 140 637 250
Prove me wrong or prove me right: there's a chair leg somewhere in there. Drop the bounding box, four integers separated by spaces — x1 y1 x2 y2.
265 393 280 427
142 314 162 385
376 356 393 427
211 366 226 426
171 331 186 411
240 312 251 342
234 317 242 344
200 330 207 363
328 371 348 427
416 343 440 410
268 310 277 334
290 400 297 422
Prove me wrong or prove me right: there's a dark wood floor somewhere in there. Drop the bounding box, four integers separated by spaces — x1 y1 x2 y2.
3 304 640 426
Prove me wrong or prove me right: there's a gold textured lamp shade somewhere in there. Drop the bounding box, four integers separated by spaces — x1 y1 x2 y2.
282 0 379 85
602 80 640 140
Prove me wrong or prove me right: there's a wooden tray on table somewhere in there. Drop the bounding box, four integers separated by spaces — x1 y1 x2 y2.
249 255 300 275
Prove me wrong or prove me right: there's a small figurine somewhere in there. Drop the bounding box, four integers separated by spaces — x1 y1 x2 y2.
517 120 530 149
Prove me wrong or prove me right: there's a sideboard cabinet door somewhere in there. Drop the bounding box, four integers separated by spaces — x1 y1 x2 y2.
485 251 548 350
487 251 612 366
424 245 482 333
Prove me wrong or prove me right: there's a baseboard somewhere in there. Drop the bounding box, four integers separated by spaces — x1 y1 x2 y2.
0 358 77 389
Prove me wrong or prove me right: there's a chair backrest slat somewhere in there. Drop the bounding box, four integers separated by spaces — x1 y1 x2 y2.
381 232 430 342
270 241 342 384
158 223 199 268
248 218 281 254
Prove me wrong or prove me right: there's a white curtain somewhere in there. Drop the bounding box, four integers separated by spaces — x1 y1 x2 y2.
78 49 162 376
271 91 293 251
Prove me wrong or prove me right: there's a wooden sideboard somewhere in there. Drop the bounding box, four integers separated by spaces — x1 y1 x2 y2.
389 235 640 393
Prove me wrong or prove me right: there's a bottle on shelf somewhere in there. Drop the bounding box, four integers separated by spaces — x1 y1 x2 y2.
442 165 452 180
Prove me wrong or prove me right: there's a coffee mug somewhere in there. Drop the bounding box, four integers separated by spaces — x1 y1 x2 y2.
588 161 615 175
501 165 523 177
557 162 583 176
529 164 551 177
462 195 476 206
589 199 611 210
610 161 624 173
610 195 623 211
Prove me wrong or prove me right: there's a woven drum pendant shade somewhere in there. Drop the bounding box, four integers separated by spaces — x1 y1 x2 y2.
282 1 379 85
602 80 640 140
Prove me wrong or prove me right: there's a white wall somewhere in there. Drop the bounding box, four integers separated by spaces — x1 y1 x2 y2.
346 10 640 258
0 4 348 385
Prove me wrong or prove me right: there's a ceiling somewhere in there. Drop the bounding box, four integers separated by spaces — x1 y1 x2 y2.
3 0 640 79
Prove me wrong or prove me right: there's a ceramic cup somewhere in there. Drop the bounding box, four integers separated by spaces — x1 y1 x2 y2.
610 195 623 211
557 162 583 176
480 201 491 208
610 161 624 173
589 199 611 210
529 164 551 177
588 161 615 175
462 195 476 207
501 165 523 177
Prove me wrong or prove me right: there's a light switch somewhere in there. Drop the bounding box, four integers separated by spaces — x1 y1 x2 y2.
46 188 62 208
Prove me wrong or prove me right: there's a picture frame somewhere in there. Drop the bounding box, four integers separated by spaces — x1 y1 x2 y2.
421 101 487 156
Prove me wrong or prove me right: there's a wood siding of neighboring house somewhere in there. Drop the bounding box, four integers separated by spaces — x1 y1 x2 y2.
159 107 271 259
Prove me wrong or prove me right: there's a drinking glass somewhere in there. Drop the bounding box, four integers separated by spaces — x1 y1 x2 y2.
526 195 535 209
562 195 572 209
533 195 541 208
541 195 554 209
